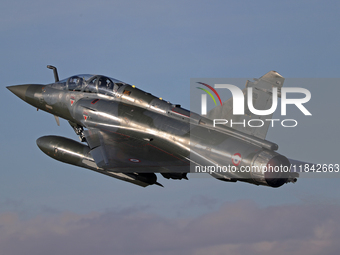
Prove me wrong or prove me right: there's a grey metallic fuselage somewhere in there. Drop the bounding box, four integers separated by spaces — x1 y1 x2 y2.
7 72 296 188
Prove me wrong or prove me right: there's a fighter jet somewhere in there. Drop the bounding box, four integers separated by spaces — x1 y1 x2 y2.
7 65 300 188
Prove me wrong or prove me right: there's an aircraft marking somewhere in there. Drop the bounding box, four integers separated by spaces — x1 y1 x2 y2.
232 153 242 166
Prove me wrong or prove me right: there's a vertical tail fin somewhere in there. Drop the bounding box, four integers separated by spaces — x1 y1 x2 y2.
207 71 284 140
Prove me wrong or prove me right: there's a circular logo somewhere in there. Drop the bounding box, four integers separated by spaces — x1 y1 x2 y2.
129 158 140 163
232 153 242 166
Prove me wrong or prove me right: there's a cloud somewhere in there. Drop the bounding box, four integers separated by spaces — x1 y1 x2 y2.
1 201 340 255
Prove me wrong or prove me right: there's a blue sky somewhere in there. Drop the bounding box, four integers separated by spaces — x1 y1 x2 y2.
1 0 340 254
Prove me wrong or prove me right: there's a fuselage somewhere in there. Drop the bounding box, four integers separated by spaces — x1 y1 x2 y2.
7 73 297 187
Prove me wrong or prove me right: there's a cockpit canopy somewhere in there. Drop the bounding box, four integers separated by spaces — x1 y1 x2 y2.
51 74 127 96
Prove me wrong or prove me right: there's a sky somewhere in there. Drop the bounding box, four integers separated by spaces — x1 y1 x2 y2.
1 0 340 254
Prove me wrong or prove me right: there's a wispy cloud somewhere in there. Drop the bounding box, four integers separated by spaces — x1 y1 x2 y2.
1 201 340 255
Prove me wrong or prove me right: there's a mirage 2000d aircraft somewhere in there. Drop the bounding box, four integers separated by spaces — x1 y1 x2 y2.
7 65 301 188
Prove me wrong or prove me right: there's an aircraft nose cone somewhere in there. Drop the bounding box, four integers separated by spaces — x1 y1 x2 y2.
7 85 30 101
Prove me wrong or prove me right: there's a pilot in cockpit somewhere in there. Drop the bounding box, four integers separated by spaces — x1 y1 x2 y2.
73 77 83 91
98 76 114 95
